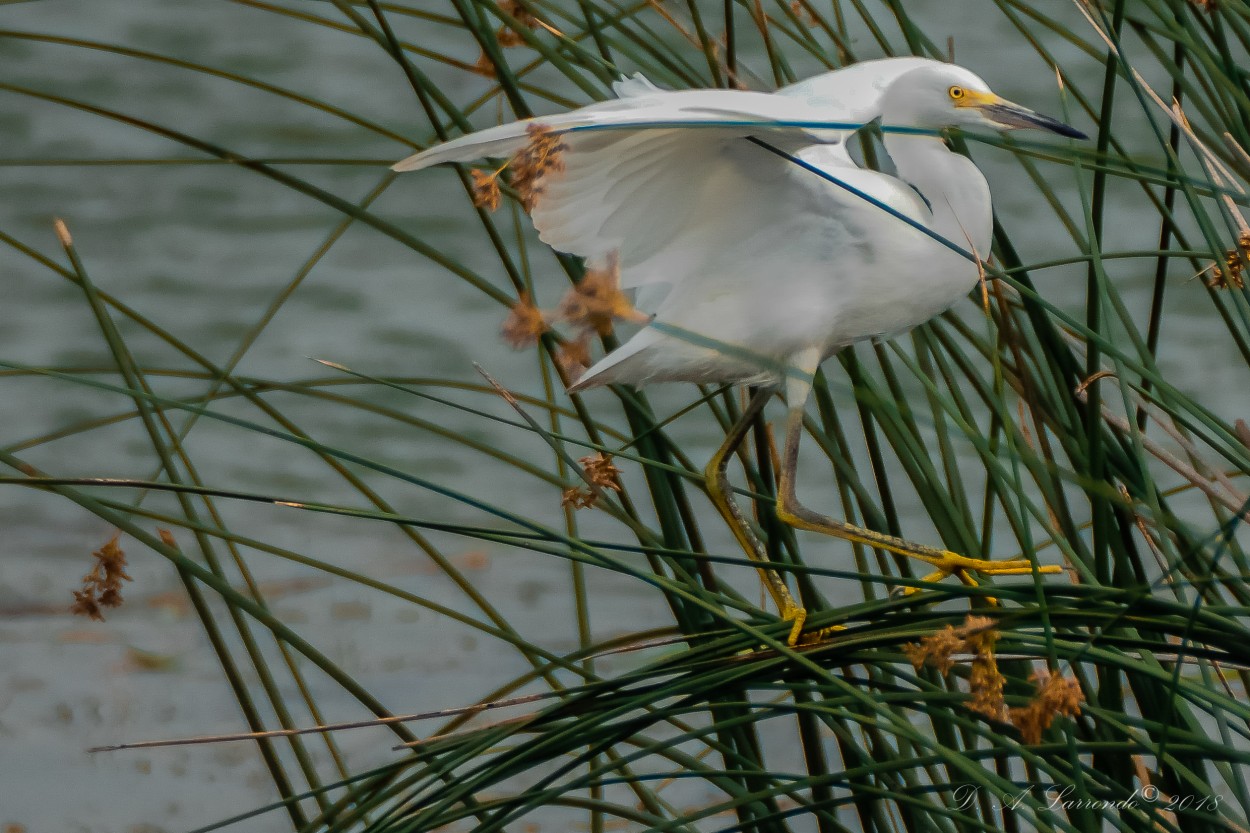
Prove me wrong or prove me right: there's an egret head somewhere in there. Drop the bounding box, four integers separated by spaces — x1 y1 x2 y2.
884 65 1086 139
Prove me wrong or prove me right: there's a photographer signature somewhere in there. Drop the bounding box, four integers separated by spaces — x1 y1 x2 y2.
952 784 1221 813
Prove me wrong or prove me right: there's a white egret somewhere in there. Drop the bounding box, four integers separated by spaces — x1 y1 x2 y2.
394 58 1078 644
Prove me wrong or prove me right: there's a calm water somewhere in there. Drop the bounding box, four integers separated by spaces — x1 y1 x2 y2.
1 2 1244 830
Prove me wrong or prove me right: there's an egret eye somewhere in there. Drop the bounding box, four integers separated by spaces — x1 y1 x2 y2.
948 86 965 101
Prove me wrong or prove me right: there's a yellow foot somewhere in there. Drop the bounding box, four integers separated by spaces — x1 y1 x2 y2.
780 603 845 647
903 551 1062 597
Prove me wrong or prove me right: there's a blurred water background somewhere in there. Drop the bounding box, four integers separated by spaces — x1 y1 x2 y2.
2 2 1246 830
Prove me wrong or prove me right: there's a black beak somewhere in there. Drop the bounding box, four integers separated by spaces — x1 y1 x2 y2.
982 102 1088 140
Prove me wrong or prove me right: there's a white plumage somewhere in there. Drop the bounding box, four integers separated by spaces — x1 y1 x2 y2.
394 58 1080 642
393 58 1076 392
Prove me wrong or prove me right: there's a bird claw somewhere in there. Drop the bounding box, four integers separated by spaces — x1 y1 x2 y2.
779 603 845 646
932 551 1045 574
897 552 1062 598
784 604 806 646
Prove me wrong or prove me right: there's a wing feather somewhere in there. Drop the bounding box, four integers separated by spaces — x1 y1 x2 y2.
777 56 938 112
393 57 947 299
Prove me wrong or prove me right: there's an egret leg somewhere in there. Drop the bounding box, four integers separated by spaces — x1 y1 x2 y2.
704 386 811 646
774 354 1062 589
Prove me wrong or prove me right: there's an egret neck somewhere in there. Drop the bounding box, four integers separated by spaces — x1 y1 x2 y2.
882 130 993 259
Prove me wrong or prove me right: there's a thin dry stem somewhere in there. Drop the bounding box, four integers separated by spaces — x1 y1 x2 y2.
53 217 73 248
90 689 563 753
1072 384 1250 522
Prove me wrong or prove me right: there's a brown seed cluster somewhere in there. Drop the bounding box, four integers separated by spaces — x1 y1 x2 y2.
561 487 597 510
965 620 1005 715
473 52 498 78
562 453 623 510
555 330 593 382
789 0 819 26
478 131 649 515
902 618 968 675
470 168 503 211
498 255 650 387
580 452 623 492
556 254 652 337
1009 672 1085 744
500 292 549 349
904 615 1008 721
904 615 1084 741
1205 231 1250 290
467 124 565 214
70 534 132 622
511 124 567 212
496 0 540 46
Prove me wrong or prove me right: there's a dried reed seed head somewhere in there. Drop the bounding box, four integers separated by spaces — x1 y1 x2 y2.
473 52 498 78
1035 672 1084 714
496 28 525 48
902 615 1007 719
1009 672 1084 744
98 586 124 608
903 614 1002 673
902 624 964 675
470 169 503 212
561 486 597 510
555 331 592 383
789 0 819 26
70 589 104 622
91 535 132 583
554 256 650 336
579 452 623 492
499 0 539 26
500 292 549 349
966 653 1007 720
959 615 1006 719
70 534 132 621
510 124 567 212
1206 231 1250 290
957 614 999 653
562 453 623 509
494 0 538 46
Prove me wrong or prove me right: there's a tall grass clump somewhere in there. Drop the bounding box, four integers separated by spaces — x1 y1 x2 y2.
4 0 1250 831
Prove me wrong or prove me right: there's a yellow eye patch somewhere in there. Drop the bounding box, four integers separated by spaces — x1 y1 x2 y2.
950 87 1002 108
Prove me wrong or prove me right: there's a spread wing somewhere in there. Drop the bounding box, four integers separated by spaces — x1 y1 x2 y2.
393 57 943 297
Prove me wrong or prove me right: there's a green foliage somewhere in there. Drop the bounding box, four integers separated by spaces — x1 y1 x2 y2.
4 0 1250 831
